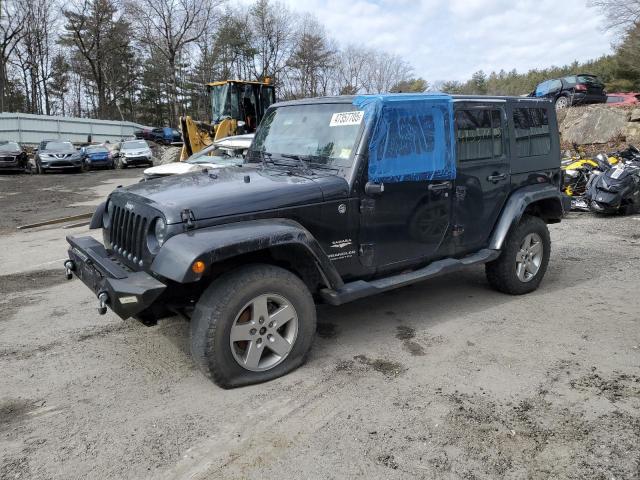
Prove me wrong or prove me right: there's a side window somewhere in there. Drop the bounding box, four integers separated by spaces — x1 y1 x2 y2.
455 108 503 162
549 79 562 93
535 80 550 97
513 108 551 157
562 76 576 86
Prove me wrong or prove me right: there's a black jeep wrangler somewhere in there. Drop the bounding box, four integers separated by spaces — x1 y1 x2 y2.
65 94 565 388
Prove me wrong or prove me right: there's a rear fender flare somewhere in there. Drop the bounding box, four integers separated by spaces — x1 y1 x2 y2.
150 219 344 288
489 185 564 250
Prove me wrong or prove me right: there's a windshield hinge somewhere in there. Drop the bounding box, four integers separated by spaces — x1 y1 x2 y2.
181 209 196 231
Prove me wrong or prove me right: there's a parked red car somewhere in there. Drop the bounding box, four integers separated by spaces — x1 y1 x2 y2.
606 93 640 105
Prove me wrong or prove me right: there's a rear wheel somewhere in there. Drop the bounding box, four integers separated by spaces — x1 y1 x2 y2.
190 264 316 388
485 215 551 295
555 95 570 109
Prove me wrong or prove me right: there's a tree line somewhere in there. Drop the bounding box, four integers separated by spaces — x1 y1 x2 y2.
1 0 638 128
0 0 422 127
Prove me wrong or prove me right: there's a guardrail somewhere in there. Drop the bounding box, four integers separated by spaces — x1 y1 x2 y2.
0 113 145 146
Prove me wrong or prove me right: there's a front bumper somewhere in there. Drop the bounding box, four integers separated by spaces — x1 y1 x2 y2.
0 157 22 169
41 159 82 169
123 156 152 165
66 236 166 319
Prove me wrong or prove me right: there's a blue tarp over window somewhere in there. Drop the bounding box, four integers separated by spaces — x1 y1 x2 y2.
353 93 456 182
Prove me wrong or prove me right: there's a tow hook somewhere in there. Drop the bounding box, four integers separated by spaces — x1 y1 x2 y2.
64 260 75 280
97 292 109 315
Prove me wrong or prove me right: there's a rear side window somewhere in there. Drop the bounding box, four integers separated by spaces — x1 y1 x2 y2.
455 108 503 161
513 108 551 157
577 75 603 87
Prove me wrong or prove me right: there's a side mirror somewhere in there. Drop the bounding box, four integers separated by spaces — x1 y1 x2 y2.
365 182 385 196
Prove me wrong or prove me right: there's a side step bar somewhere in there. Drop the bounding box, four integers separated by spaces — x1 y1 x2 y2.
319 249 500 306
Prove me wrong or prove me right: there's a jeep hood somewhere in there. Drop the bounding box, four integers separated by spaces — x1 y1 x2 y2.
115 166 348 224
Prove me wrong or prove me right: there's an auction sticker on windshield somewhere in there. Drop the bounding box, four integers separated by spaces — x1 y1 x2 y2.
330 111 364 127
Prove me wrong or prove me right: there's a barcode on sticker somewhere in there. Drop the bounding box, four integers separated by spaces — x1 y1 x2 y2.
330 111 364 127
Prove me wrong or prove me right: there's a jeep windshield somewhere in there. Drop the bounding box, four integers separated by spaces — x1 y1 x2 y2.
247 103 364 172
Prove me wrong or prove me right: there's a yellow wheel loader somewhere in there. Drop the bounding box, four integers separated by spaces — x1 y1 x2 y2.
179 79 276 160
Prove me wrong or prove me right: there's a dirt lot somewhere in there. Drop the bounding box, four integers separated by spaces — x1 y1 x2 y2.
0 169 141 234
1 171 639 480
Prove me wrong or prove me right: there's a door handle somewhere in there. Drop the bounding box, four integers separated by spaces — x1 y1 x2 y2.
487 173 507 183
428 181 451 192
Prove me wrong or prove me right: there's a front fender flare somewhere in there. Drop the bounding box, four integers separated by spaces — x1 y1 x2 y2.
90 202 106 229
489 185 563 250
150 219 344 288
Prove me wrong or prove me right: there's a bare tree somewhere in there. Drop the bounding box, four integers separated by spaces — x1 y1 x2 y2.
589 0 640 30
335 45 370 94
286 17 336 98
363 51 414 94
128 0 220 125
249 0 296 81
0 0 26 111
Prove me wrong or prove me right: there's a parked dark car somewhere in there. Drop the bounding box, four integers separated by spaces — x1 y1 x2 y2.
33 140 83 173
0 141 28 171
148 127 182 145
65 94 565 388
81 145 115 170
531 74 607 108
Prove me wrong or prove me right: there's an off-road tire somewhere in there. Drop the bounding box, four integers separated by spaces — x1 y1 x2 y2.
191 264 316 388
485 215 551 295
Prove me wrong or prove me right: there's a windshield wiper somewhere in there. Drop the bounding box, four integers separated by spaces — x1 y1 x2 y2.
279 154 313 173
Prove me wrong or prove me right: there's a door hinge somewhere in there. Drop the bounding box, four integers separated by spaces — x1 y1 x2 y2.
360 198 375 214
359 243 375 267
181 209 196 230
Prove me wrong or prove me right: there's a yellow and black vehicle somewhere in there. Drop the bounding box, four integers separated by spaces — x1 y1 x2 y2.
180 79 276 159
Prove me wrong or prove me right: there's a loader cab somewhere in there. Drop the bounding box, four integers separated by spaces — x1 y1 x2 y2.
208 80 276 133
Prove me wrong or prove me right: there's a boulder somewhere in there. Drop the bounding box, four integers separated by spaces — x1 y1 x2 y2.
559 105 630 145
623 123 640 144
630 108 640 122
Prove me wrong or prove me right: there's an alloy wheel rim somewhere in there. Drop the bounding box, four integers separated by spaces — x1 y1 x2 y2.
229 293 298 372
515 233 543 283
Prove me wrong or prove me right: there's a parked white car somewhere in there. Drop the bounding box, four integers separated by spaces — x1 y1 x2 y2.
116 140 154 168
142 134 253 181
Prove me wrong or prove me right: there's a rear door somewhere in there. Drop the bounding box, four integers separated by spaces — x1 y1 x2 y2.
452 103 510 254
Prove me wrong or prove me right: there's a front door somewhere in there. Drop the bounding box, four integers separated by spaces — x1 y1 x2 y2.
359 179 453 270
452 103 510 253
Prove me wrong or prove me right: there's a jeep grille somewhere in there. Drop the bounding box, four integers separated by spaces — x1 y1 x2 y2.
109 205 149 266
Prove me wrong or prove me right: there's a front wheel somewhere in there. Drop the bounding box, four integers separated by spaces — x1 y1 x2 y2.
190 264 316 388
485 215 551 295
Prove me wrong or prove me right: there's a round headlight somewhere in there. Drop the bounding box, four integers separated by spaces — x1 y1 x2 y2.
102 201 114 228
154 217 167 247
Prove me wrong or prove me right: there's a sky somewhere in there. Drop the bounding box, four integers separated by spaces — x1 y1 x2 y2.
270 0 616 82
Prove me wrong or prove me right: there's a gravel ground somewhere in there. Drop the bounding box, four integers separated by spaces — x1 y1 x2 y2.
1 172 639 480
